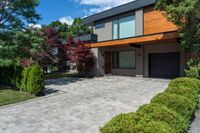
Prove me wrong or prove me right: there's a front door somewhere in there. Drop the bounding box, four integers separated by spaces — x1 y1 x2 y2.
104 51 112 74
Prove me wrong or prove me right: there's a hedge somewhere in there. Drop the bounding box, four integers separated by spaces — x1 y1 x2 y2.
0 64 44 96
26 64 44 96
100 78 200 133
0 64 23 89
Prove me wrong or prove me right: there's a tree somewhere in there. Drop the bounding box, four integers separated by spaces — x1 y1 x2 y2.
68 18 92 37
32 27 59 73
0 27 44 66
155 0 200 55
0 0 40 31
49 21 69 39
68 37 95 75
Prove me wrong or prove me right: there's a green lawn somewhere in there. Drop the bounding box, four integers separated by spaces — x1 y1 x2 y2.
45 72 77 79
0 89 35 106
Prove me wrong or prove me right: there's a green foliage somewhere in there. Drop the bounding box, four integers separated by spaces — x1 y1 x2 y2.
185 59 200 79
100 78 200 133
49 21 69 39
151 93 196 119
169 77 200 93
21 67 31 92
100 112 175 133
137 103 188 133
0 28 44 66
155 0 200 53
68 18 92 37
0 64 23 89
166 86 199 103
0 0 40 30
27 64 44 95
100 112 141 133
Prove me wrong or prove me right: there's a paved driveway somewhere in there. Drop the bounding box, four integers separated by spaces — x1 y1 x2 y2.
0 76 169 133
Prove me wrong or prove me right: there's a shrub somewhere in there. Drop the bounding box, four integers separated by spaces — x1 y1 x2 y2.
169 77 200 94
100 112 175 133
151 93 196 120
21 67 31 92
185 59 200 79
137 103 188 133
0 64 23 89
100 112 141 133
136 121 176 133
27 64 44 95
166 86 199 103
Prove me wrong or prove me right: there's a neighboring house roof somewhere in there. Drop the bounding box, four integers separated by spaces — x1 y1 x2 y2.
83 0 156 25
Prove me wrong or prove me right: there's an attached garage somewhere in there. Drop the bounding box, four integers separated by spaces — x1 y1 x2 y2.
149 52 180 79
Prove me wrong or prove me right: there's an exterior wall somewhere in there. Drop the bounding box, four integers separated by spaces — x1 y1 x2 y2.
143 6 177 35
143 43 186 77
92 42 186 77
92 45 144 76
93 9 144 42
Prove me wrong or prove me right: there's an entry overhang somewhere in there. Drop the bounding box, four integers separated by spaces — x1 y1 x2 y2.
86 31 179 48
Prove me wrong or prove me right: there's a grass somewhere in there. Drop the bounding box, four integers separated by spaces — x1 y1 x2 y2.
45 72 77 79
0 89 35 106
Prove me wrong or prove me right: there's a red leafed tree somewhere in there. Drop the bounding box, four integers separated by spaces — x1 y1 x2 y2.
33 27 60 73
67 37 95 74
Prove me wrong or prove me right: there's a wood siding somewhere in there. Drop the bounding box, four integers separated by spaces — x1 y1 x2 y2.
87 31 178 48
144 6 177 35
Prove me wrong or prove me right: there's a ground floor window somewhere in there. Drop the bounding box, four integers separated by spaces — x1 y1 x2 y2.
112 51 136 69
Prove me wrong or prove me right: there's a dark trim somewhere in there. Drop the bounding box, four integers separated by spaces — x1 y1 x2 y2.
83 0 156 25
112 50 136 69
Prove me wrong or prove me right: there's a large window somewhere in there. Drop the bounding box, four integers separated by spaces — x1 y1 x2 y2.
112 16 136 40
112 51 136 69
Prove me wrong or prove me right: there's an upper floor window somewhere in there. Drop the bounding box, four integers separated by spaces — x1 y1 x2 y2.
112 15 136 39
95 23 105 29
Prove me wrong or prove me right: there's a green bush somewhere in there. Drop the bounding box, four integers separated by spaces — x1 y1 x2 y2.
100 112 141 133
135 121 176 133
27 64 44 95
21 67 31 92
166 86 199 103
169 77 200 93
151 93 196 119
137 103 188 133
100 112 175 133
100 78 200 133
185 59 200 79
0 64 23 89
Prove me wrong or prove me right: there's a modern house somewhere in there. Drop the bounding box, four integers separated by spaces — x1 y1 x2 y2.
83 0 185 79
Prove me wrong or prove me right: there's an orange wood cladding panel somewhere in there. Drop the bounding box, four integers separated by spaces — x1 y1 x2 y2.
144 6 177 35
87 31 178 48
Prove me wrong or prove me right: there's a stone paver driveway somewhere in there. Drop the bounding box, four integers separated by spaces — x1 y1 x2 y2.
0 76 170 133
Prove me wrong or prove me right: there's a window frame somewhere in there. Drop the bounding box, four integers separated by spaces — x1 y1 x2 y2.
112 15 136 40
112 50 136 69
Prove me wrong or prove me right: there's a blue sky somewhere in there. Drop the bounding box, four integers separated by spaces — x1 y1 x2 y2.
36 0 134 25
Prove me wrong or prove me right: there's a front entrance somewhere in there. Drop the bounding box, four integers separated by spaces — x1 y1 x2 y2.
104 51 112 74
149 52 180 78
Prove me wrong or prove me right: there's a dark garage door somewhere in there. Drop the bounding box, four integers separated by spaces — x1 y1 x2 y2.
149 52 180 79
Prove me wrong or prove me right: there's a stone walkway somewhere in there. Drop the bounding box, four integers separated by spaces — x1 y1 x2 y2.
0 76 169 133
188 105 200 133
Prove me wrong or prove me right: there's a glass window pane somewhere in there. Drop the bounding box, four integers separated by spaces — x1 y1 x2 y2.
119 51 135 68
112 52 118 68
113 20 118 39
119 16 135 39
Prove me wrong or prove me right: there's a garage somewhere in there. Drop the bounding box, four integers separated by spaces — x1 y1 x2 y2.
149 52 180 79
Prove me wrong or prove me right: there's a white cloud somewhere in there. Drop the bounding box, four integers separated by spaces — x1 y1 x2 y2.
59 16 74 25
28 24 41 29
75 0 135 16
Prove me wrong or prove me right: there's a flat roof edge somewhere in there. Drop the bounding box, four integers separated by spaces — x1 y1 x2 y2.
83 0 156 25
